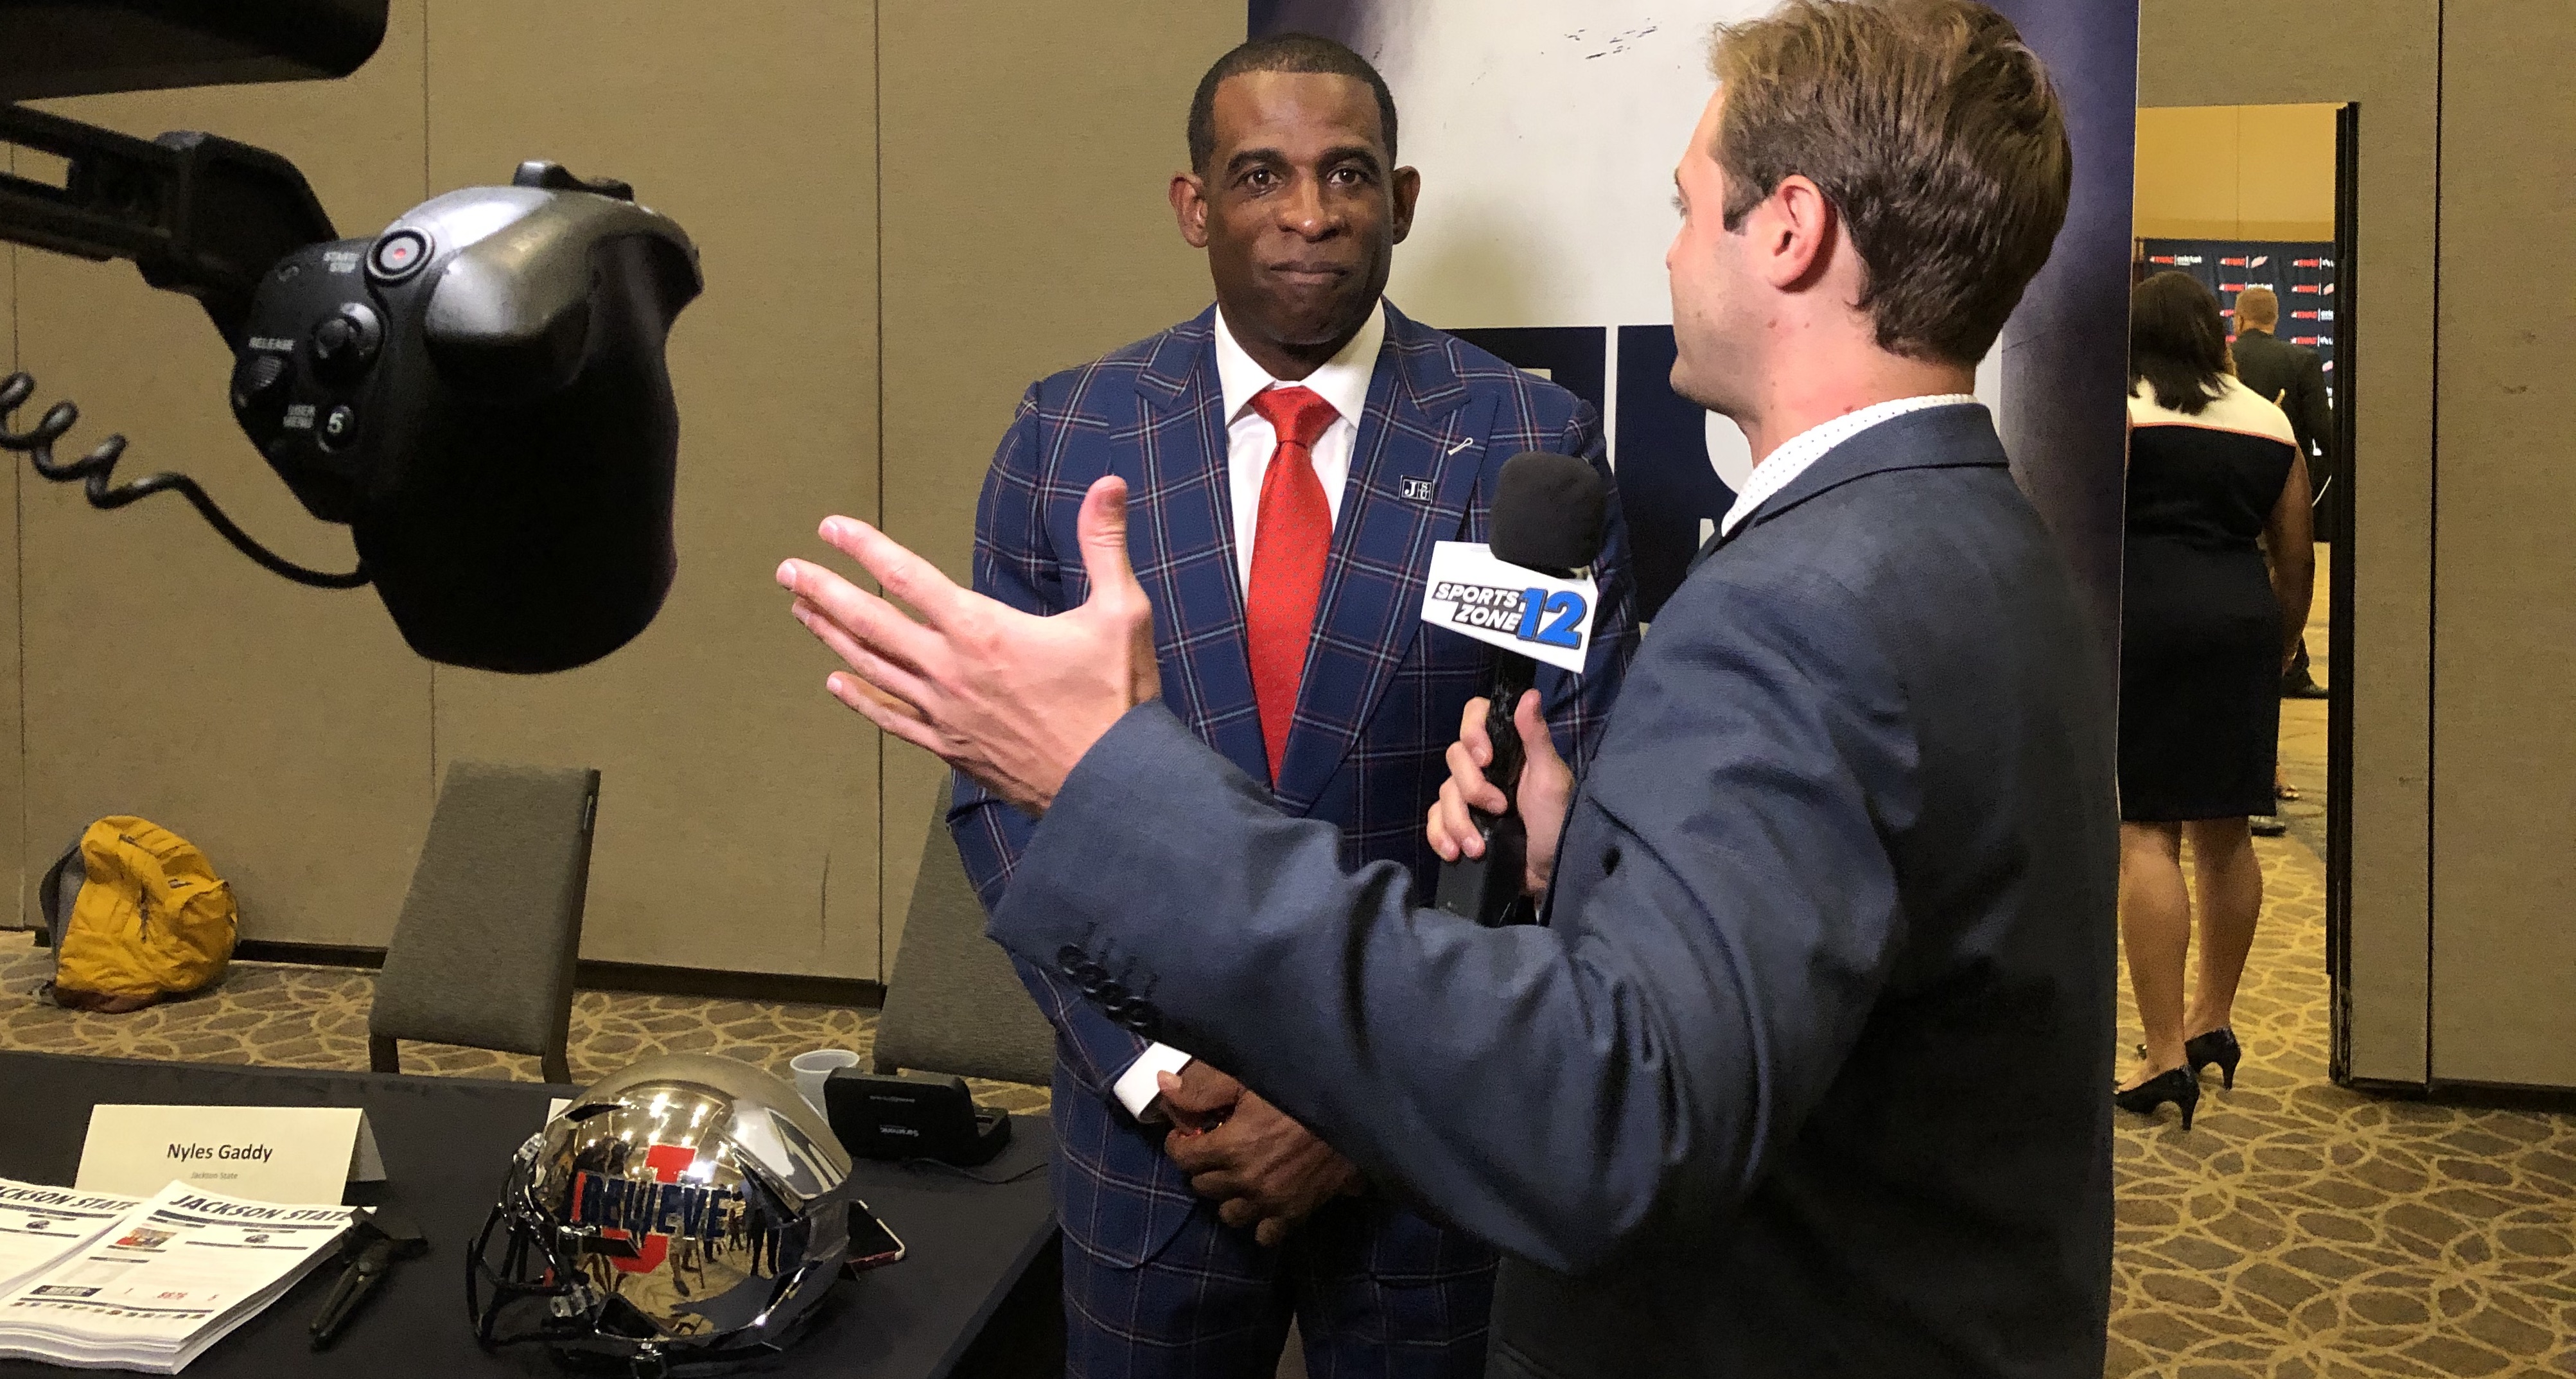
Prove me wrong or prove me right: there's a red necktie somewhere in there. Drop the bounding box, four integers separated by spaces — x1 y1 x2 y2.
1245 385 1340 783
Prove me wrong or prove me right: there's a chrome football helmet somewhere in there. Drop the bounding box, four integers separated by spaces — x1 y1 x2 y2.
468 1054 859 1375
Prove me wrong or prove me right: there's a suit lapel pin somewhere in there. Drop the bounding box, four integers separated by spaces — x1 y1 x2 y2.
1401 477 1435 502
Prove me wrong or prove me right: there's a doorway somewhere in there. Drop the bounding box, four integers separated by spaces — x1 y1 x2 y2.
2128 101 2355 1076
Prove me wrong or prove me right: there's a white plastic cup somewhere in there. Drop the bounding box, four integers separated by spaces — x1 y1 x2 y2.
789 1048 862 1114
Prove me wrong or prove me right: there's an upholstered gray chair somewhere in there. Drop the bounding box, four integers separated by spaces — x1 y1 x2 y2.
368 761 600 1085
871 790 1055 1088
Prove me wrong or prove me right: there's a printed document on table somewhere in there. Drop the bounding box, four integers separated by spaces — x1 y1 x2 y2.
0 1181 145 1297
0 1182 349 1372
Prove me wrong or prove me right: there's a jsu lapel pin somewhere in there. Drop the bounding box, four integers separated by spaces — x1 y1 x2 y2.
1402 476 1436 502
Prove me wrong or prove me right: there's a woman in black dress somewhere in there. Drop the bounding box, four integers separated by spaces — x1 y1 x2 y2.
2116 272 2313 1127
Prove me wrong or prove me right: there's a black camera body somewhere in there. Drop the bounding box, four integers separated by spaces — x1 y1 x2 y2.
227 164 701 672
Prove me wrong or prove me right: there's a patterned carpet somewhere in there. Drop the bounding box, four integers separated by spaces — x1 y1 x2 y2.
0 933 1051 1118
2107 832 2576 1375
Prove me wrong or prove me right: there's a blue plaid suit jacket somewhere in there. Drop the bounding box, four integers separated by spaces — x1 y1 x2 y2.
951 302 1636 1274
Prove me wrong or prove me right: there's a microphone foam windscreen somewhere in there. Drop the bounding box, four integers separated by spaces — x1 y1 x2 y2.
1489 451 1608 573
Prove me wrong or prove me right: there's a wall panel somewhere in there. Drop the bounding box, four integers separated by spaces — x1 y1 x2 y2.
12 3 434 945
874 0 1238 969
2232 103 2337 240
2141 0 2439 1084
2132 105 2243 238
424 1 884 978
2134 103 2338 241
2426 0 2576 1087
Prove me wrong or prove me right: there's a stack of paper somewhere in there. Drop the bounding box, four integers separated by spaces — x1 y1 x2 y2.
0 1182 348 1373
0 1181 146 1297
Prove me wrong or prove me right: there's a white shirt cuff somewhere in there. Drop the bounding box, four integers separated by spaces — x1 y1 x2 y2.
1110 1042 1195 1123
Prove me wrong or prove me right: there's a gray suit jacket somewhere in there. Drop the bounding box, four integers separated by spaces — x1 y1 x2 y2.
991 404 2119 1377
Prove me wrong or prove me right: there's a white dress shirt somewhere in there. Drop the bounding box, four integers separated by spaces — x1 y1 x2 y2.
1214 300 1386 591
1718 394 1983 536
1110 300 1390 1123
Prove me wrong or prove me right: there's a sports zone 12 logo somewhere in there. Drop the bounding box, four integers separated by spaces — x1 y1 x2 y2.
1430 579 1586 650
1417 541 1600 673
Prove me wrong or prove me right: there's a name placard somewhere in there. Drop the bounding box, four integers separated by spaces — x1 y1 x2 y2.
75 1105 386 1206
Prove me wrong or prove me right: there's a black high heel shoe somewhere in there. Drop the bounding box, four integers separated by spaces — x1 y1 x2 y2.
2114 1067 2200 1129
2185 1028 2243 1091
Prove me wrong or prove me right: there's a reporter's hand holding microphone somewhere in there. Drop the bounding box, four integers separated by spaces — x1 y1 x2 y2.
1421 448 1611 918
1428 689 1573 900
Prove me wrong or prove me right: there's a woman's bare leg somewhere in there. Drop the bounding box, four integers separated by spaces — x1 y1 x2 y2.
2182 816 2264 1039
2119 821 2191 1089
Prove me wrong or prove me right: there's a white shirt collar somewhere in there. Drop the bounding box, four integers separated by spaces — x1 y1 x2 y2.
1718 394 1983 536
1213 299 1386 428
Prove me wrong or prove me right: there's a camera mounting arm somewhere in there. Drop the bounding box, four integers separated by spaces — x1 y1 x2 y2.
0 101 365 586
0 100 335 342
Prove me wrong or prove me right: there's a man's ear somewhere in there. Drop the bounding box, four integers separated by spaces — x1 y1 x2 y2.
1390 165 1422 245
1753 173 1836 292
1171 171 1213 250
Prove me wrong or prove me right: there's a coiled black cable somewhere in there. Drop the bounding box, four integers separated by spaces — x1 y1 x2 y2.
0 369 369 589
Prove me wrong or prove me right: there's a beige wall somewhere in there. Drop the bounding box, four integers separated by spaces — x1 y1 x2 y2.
2425 1 2576 1088
873 1 1238 962
0 1 1238 981
2134 103 2338 241
2144 0 2576 1089
419 1 886 979
15 3 438 951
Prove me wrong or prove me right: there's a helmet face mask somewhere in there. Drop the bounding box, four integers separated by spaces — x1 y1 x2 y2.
468 1055 859 1375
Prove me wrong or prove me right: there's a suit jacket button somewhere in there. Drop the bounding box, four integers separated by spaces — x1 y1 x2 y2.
1126 1005 1162 1037
1602 845 1622 875
1096 980 1132 1005
1055 945 1087 977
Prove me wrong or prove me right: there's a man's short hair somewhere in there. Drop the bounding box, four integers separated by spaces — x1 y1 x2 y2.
1709 0 2071 365
1188 33 1398 173
2234 286 2280 331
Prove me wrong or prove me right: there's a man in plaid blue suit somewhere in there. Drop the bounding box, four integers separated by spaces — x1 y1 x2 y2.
949 34 1634 1378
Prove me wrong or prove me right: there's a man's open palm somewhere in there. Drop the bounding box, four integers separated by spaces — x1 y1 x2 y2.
779 475 1159 813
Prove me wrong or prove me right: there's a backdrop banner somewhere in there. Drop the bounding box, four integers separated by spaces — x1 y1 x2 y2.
1249 1 2137 640
2141 238 2340 402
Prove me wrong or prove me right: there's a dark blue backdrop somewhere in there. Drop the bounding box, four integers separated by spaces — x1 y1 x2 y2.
2142 238 2340 405
1448 326 1737 622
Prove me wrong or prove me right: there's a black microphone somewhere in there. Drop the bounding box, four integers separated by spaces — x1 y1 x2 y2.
1433 451 1609 926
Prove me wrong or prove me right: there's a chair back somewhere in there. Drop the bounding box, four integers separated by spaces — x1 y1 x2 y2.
872 787 1055 1088
369 760 599 1084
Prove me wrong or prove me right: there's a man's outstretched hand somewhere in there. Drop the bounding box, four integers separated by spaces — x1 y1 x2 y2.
778 475 1159 814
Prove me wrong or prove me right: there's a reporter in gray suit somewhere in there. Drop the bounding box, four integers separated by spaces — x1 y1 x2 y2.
778 1 2117 1373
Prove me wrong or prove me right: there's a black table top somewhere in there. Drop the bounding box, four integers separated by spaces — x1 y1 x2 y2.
0 1051 1057 1378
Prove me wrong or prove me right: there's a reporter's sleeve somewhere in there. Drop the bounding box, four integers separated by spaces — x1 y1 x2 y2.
990 574 1918 1274
949 384 1153 1102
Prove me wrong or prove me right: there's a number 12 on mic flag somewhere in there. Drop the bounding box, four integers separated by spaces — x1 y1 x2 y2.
1419 541 1599 674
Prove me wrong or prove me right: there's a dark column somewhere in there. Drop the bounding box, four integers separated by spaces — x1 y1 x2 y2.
1985 0 2140 653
